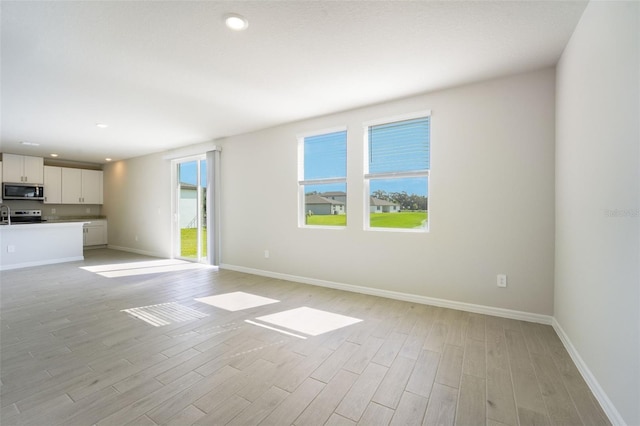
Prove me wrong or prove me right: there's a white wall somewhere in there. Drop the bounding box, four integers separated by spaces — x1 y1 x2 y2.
102 152 173 258
219 68 556 316
555 2 639 425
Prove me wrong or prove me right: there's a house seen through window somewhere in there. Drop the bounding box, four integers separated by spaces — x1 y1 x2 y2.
298 129 347 227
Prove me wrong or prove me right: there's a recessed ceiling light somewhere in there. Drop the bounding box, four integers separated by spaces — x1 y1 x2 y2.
96 123 109 129
50 153 59 157
105 158 112 162
20 141 40 146
224 13 248 31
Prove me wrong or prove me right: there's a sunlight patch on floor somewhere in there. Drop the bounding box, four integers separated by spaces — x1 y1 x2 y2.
121 302 209 327
80 259 212 277
244 320 308 339
253 307 362 336
195 292 280 311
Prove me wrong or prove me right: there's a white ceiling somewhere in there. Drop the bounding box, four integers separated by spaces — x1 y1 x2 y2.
1 1 587 165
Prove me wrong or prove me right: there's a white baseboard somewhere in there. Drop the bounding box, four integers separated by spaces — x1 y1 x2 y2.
552 319 625 426
0 256 84 271
107 245 165 259
219 263 553 325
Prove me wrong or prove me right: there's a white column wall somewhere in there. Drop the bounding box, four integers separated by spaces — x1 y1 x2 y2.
555 2 640 424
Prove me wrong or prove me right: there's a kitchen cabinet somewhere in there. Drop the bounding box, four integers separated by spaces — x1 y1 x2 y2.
81 170 103 204
83 220 107 247
61 168 81 204
43 166 62 204
2 154 44 184
61 168 103 204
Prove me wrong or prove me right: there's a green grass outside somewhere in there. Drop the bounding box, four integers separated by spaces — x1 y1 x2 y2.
306 211 427 228
370 211 427 228
180 228 207 258
181 212 427 256
306 214 347 226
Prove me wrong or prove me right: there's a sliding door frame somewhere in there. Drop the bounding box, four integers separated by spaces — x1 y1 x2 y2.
170 148 221 265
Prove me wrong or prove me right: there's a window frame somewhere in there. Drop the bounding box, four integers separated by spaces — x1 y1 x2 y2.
297 126 348 229
363 110 431 233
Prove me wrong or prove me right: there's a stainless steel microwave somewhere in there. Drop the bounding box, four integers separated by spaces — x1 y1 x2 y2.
2 182 45 200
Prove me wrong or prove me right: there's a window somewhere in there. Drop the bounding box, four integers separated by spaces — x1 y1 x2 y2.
365 113 430 231
298 129 347 227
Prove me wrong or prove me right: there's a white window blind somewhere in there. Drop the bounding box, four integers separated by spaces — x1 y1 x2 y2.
367 116 430 176
300 130 347 184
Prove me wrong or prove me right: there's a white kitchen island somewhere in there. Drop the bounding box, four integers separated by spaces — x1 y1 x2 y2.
0 222 86 271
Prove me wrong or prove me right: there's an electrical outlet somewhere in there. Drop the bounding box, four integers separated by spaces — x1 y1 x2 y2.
135 235 139 242
51 208 56 214
85 208 91 214
264 250 270 259
497 274 507 288
7 245 15 253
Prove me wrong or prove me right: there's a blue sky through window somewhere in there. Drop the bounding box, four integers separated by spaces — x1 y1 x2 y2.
304 131 347 180
305 183 346 195
370 177 428 197
179 160 207 187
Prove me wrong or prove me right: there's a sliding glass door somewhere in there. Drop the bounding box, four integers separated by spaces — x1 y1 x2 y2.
176 157 207 262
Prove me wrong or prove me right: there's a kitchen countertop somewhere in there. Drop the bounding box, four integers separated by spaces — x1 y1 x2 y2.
0 221 88 229
0 216 107 226
44 216 107 223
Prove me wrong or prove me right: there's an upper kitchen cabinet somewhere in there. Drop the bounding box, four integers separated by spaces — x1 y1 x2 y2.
81 169 103 204
43 166 62 204
2 154 44 184
61 168 81 204
61 168 103 204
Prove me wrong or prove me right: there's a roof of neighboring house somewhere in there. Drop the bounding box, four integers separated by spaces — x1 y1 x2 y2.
370 197 399 207
320 191 346 197
306 194 345 205
179 182 197 190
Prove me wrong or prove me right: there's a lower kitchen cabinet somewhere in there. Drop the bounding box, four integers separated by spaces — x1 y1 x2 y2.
0 222 84 270
83 220 107 247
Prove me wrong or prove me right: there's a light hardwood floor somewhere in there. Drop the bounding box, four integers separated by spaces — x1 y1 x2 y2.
0 249 610 426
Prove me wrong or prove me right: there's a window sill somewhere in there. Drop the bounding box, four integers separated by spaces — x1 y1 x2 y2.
299 225 347 230
364 226 429 233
